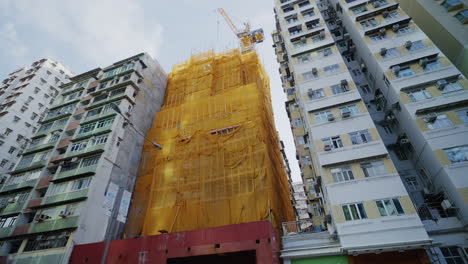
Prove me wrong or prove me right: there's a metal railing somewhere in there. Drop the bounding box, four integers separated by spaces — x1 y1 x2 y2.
282 219 325 236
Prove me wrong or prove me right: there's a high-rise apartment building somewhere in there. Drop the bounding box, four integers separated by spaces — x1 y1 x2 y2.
273 0 468 263
0 59 73 177
396 0 468 77
0 53 167 263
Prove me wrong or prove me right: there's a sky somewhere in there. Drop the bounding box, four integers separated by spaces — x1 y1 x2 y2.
0 0 302 181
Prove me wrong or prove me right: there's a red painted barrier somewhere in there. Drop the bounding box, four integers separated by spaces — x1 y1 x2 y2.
70 221 279 264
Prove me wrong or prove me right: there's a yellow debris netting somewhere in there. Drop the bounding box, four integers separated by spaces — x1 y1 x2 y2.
125 49 294 238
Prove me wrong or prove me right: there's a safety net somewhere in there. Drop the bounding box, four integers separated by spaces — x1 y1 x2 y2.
125 49 294 238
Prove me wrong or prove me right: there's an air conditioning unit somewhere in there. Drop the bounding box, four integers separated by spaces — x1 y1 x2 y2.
324 51 329 56
34 214 50 222
400 138 410 144
340 79 348 87
137 77 144 83
425 112 438 123
341 110 351 118
324 144 332 151
380 48 387 56
382 11 389 17
324 214 332 223
392 24 400 32
436 79 447 90
404 41 412 49
327 113 335 121
312 67 318 74
300 36 306 41
441 199 453 211
319 31 325 38
344 33 350 39
349 45 356 52
361 63 367 72
71 157 78 162
392 66 401 74
379 28 386 36
307 89 314 96
419 58 429 68
7 197 17 203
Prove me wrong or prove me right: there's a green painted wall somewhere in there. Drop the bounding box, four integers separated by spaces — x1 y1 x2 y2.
292 255 349 264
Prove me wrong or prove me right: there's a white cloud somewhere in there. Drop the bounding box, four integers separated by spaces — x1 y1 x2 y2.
5 0 163 68
0 22 29 60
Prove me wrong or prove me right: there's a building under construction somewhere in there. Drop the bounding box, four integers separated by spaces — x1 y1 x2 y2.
125 48 294 237
70 49 294 263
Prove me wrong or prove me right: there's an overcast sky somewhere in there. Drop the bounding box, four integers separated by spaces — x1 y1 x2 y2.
0 0 302 181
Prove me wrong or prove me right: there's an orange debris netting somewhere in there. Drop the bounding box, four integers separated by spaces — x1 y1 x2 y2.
124 49 294 238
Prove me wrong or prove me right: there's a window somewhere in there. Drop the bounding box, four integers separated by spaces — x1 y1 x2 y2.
339 104 359 116
396 67 415 78
370 34 386 42
317 47 332 57
376 198 404 216
314 110 333 123
96 117 114 129
8 147 16 154
53 118 68 129
361 160 386 177
70 141 87 152
405 177 419 191
324 64 340 75
360 84 371 94
444 145 468 163
71 177 92 191
342 203 367 221
351 5 367 14
4 128 12 136
78 123 95 134
457 109 468 123
297 53 312 64
302 71 318 80
331 84 348 94
20 106 27 113
283 6 294 13
407 88 432 102
293 39 307 48
289 26 302 36
455 9 468 24
396 26 413 35
81 155 100 167
286 15 298 24
352 69 362 76
312 34 324 43
13 116 20 122
409 40 426 52
24 232 70 252
322 136 343 149
331 166 354 182
0 216 17 228
298 1 309 7
0 159 8 167
441 81 463 94
297 136 305 145
34 87 40 94
440 247 465 264
383 48 400 59
442 0 462 10
424 60 443 72
91 134 108 146
426 114 453 130
383 124 393 134
293 118 302 127
86 107 103 117
308 88 325 99
360 18 379 28
372 0 388 7
349 130 373 145
302 9 315 18
385 11 400 20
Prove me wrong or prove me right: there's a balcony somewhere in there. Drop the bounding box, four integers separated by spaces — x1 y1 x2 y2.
41 188 88 206
73 126 113 141
0 201 26 216
12 160 48 174
0 226 14 239
41 111 73 124
0 179 38 193
54 165 97 182
282 220 339 251
23 141 56 155
63 144 105 160
29 215 79 234
82 111 115 124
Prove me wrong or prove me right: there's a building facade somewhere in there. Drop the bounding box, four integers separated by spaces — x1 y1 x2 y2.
273 0 468 263
0 53 167 263
0 59 73 177
396 0 468 77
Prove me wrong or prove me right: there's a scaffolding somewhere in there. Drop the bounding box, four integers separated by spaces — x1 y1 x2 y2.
125 49 294 237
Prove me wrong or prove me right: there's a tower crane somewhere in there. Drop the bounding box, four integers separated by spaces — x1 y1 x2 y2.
217 8 265 53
